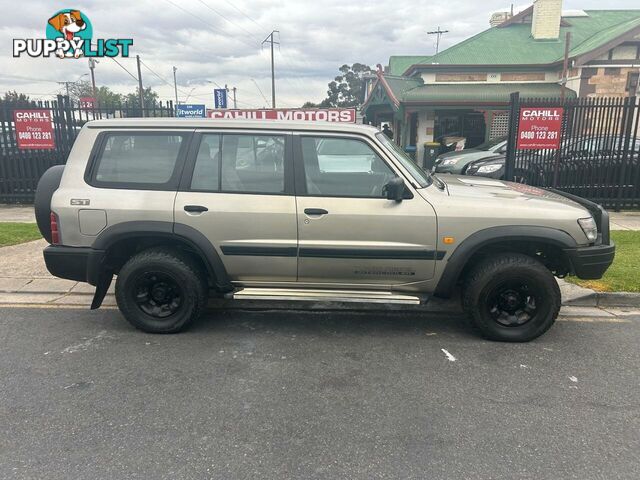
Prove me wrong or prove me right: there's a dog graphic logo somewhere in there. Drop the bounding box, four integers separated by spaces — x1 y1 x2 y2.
46 9 92 58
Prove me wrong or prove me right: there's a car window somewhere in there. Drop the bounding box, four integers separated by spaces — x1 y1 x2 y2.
190 133 285 194
94 133 185 185
301 136 395 197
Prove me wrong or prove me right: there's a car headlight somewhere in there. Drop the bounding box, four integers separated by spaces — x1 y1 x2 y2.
439 158 459 166
578 217 598 242
476 163 502 173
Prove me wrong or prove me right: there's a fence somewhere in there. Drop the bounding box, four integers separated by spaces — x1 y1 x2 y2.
0 95 175 203
505 93 640 209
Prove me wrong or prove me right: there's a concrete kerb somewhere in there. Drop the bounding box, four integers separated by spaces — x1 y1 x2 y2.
0 278 639 311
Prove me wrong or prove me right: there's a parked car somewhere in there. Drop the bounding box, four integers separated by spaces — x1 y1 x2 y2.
35 119 614 342
433 136 507 174
466 136 640 185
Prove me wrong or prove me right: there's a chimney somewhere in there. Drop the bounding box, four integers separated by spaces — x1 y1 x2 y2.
531 0 562 40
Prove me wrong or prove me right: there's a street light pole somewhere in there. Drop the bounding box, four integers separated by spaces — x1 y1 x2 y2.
172 66 178 106
136 55 145 115
88 58 98 97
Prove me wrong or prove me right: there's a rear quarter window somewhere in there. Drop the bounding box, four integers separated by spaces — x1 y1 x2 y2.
87 132 188 189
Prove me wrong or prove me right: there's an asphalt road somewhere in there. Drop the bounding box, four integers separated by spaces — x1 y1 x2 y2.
0 307 638 480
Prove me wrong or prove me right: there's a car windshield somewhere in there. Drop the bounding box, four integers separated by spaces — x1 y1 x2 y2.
475 136 506 151
376 133 431 188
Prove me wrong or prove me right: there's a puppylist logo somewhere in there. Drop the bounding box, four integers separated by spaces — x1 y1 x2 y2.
13 9 133 59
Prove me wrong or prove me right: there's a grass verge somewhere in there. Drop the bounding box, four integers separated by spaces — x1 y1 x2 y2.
0 223 42 247
566 230 640 292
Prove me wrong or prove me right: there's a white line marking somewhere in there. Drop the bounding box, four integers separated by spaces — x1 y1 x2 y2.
441 348 456 362
569 376 578 383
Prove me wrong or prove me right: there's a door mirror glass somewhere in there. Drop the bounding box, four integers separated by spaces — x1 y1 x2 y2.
383 176 405 202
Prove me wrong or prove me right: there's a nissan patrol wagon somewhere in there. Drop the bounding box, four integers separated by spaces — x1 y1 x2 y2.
35 119 614 341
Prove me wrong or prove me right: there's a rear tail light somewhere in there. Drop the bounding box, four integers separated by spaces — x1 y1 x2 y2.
50 212 60 244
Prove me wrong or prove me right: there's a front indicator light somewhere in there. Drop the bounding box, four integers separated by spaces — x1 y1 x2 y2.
578 217 598 242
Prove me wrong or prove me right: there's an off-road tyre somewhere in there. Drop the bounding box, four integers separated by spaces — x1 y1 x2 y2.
462 253 561 342
115 247 208 333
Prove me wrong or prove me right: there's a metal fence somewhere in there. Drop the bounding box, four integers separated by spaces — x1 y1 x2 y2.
0 95 175 203
505 93 640 209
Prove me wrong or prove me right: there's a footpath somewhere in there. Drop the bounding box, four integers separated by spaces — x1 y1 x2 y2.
1 206 639 315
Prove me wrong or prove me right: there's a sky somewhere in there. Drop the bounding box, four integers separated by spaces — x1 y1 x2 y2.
1 0 639 108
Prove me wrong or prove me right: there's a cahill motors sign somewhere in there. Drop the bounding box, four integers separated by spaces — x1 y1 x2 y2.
13 9 133 59
207 108 356 123
517 107 563 150
13 110 55 150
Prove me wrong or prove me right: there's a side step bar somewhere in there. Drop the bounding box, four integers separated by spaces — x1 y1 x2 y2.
227 288 424 305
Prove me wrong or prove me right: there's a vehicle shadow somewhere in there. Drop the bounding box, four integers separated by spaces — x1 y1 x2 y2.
188 306 477 340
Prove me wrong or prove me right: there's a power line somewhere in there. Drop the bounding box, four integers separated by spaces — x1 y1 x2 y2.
162 0 256 49
139 59 191 97
196 0 260 41
108 56 139 82
251 78 269 105
427 26 449 54
222 0 266 30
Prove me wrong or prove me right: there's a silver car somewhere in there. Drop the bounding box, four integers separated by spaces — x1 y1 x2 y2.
434 136 507 174
35 119 614 342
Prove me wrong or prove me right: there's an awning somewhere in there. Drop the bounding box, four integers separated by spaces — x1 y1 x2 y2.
401 82 575 105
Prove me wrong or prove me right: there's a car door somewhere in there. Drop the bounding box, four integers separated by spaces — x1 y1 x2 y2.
174 130 298 283
294 133 438 286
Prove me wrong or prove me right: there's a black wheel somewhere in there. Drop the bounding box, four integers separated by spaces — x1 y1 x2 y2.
462 253 560 342
115 248 208 333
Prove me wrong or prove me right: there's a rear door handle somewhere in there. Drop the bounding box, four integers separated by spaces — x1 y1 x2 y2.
304 208 328 216
184 205 208 213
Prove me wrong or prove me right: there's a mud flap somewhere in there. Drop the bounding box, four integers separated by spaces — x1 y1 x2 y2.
90 272 113 310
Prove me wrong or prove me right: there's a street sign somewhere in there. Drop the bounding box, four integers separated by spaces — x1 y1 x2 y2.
13 110 55 150
79 97 96 110
517 107 563 150
176 104 206 118
214 89 227 109
206 108 357 123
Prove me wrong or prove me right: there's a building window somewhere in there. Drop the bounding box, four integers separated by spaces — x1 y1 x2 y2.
626 72 639 94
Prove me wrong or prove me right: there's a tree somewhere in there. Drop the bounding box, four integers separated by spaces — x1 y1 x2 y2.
303 63 373 108
1 91 34 108
124 87 159 108
68 81 123 105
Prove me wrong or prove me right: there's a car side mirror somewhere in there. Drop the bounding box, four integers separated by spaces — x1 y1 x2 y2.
383 176 406 202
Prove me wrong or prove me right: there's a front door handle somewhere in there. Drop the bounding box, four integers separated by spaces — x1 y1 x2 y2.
304 208 328 216
184 205 208 213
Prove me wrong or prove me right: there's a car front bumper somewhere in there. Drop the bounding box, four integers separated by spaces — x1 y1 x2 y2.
43 245 106 286
564 243 615 280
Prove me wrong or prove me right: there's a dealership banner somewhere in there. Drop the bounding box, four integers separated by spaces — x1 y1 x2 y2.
206 108 356 123
13 110 55 150
176 104 206 118
517 107 563 150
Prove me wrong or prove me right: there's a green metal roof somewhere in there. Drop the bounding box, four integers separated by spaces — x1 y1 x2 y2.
388 55 432 76
399 83 575 104
393 10 640 73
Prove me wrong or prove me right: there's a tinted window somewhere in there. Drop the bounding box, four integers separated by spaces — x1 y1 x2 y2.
94 133 185 184
301 136 395 197
190 134 285 194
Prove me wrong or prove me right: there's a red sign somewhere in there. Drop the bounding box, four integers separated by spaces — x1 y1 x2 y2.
13 110 55 150
206 108 356 123
517 107 563 150
79 97 97 110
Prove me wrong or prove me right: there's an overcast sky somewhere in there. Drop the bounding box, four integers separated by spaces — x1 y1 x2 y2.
1 0 638 108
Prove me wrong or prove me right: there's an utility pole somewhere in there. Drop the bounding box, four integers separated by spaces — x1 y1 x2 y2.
262 31 279 108
172 66 179 106
88 58 98 97
136 55 145 115
232 87 237 109
427 26 449 55
560 32 571 101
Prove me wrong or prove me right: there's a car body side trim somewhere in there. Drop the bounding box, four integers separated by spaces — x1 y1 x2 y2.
298 248 446 260
221 245 298 257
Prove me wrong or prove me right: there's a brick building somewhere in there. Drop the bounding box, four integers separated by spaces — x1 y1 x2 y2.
362 0 640 165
